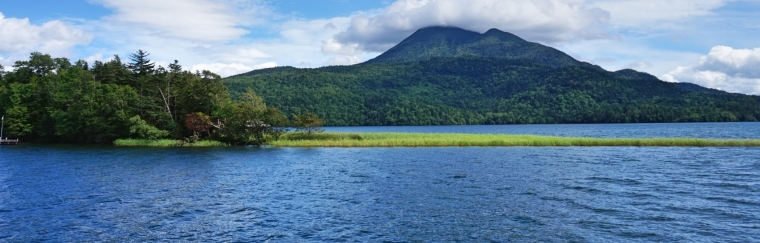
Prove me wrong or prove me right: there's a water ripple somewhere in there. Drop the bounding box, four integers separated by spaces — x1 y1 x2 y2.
0 145 758 242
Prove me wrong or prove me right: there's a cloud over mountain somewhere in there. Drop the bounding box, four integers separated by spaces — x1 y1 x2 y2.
664 46 760 94
322 0 612 57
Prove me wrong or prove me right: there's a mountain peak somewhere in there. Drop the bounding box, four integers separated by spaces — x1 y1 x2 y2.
483 28 525 42
364 26 584 68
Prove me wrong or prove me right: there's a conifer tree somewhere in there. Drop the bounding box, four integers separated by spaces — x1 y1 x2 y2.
128 50 155 76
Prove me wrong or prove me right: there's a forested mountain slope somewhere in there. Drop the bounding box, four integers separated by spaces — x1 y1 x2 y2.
225 27 760 126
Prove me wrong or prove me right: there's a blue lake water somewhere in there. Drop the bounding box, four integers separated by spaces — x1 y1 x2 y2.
1 123 759 242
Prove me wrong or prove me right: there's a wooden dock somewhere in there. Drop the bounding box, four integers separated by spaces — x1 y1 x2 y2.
0 138 19 145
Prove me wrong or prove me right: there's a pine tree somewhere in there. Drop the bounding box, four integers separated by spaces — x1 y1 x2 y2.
128 50 155 76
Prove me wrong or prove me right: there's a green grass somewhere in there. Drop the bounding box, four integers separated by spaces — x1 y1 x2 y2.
113 132 760 147
114 139 227 147
268 132 760 147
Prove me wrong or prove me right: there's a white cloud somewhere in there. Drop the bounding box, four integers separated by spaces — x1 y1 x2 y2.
328 55 362 66
0 12 91 66
82 53 114 64
664 46 760 94
322 38 361 56
557 39 702 76
203 47 271 64
323 0 612 55
694 46 760 78
588 0 729 29
191 61 277 77
80 5 367 72
92 0 267 42
277 16 383 66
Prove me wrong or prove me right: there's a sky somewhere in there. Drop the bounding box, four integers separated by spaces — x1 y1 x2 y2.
1 0 759 94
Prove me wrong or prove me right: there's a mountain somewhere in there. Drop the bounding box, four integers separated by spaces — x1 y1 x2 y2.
366 27 596 69
224 27 760 126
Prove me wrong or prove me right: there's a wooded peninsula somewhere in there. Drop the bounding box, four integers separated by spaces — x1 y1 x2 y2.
0 51 316 145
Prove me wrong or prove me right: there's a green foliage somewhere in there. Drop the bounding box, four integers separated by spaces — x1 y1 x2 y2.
0 51 275 144
128 115 169 139
225 57 760 126
214 88 271 145
128 50 155 76
293 112 324 137
264 107 290 141
114 138 227 147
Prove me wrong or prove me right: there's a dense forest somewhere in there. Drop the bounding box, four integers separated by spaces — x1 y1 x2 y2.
224 27 760 126
0 51 305 144
225 58 760 126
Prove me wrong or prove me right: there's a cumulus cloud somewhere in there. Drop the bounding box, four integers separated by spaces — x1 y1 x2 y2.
0 12 91 66
277 16 381 66
327 55 362 66
663 46 760 94
92 0 266 42
322 0 612 56
321 38 361 56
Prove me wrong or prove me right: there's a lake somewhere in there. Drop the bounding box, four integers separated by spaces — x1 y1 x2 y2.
1 123 759 242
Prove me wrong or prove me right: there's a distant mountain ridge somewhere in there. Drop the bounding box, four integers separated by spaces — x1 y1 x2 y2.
225 26 759 126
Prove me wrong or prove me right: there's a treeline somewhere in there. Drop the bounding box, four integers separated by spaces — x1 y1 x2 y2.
0 51 315 144
225 57 760 126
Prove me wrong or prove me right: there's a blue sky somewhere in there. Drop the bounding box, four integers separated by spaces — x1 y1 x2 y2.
1 0 760 94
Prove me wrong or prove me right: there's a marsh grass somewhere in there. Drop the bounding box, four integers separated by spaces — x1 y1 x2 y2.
269 132 760 147
114 139 227 147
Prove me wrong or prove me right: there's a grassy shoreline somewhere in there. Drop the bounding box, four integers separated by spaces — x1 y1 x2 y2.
113 139 228 147
269 132 760 147
114 132 760 147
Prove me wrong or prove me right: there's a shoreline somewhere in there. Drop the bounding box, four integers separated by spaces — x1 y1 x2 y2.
114 132 760 147
113 139 228 147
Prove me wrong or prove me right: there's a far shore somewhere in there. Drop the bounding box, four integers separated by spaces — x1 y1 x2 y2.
114 132 760 147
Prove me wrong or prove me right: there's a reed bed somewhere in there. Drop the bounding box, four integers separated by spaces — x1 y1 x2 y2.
114 139 227 147
269 132 760 147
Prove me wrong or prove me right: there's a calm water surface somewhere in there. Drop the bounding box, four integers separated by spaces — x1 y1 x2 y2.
1 123 759 242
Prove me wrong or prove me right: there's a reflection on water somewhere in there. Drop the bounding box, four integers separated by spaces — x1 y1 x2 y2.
1 123 759 242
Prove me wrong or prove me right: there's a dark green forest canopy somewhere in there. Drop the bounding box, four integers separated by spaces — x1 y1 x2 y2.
224 57 760 126
223 27 760 126
0 52 289 144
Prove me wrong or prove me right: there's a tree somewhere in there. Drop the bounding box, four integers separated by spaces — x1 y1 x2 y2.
213 88 268 145
128 50 155 76
264 107 290 141
129 115 169 139
11 52 57 82
294 112 324 137
91 55 131 85
185 112 212 137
